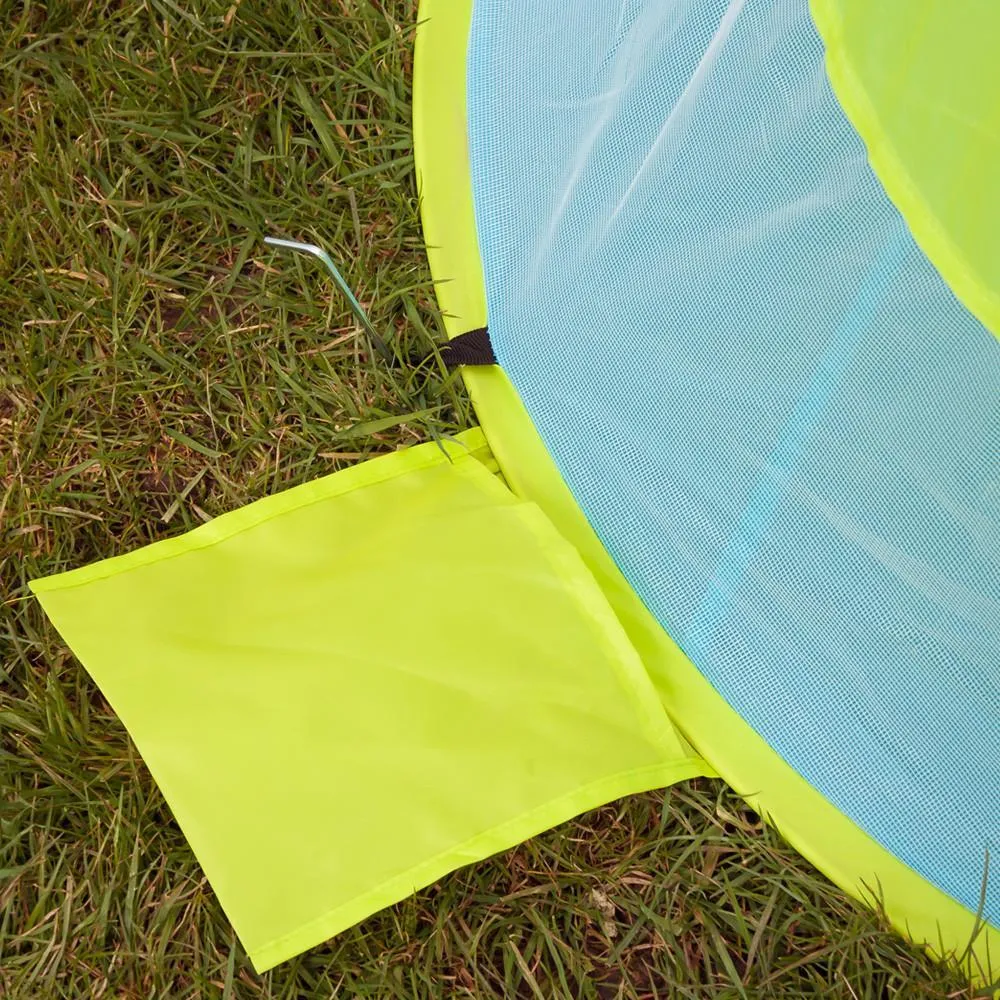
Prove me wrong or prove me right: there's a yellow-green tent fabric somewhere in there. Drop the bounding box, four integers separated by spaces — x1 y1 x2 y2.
414 0 999 984
32 431 705 971
31 0 999 983
811 0 1000 340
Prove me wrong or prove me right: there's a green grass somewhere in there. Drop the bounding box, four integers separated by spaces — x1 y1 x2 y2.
0 2 987 997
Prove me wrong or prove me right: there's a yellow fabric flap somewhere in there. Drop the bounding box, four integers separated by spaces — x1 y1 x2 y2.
31 429 705 971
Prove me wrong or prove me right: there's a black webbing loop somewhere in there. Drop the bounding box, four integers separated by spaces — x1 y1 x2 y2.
439 327 497 367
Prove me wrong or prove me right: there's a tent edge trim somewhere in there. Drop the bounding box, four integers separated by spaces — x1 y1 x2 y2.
412 0 998 981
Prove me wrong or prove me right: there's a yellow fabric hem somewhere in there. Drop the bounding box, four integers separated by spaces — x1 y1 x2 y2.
30 429 489 594
250 758 704 971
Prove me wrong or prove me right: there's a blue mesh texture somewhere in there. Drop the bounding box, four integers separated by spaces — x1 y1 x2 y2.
467 0 1000 924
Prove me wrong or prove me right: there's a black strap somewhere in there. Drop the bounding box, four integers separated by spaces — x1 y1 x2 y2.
439 327 497 367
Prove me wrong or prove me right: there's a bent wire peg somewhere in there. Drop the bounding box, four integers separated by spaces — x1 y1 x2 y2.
264 237 392 361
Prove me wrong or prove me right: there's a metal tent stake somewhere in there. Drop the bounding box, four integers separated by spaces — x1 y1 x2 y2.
264 237 392 361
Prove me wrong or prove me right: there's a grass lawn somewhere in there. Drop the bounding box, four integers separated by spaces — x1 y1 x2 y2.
0 2 984 997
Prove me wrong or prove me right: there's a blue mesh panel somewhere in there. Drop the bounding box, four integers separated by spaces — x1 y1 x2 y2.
467 0 1000 923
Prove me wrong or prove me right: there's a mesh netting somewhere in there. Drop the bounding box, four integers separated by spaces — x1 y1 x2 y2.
467 0 1000 923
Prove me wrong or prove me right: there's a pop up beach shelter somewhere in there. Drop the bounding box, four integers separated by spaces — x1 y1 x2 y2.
31 0 999 981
